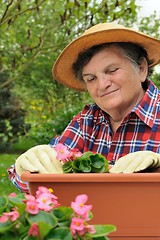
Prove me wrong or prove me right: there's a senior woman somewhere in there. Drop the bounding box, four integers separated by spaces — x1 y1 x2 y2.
8 22 160 193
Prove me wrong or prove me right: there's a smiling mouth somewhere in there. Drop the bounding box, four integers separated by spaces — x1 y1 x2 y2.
101 89 118 97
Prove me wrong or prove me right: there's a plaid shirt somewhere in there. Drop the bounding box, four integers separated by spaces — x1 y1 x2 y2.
8 80 160 193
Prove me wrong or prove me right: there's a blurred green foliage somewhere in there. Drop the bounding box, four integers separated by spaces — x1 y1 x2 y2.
0 71 31 151
0 154 19 194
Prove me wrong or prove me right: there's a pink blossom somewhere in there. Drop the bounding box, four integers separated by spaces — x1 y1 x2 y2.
76 224 96 237
76 228 86 236
36 186 51 198
86 224 96 234
36 193 53 211
12 206 18 211
28 222 39 237
70 217 85 230
49 192 59 207
36 186 60 208
54 143 70 162
8 192 17 197
69 149 82 160
36 186 58 201
71 194 92 218
26 200 39 214
25 194 36 202
0 215 9 223
3 211 19 222
50 197 60 208
70 217 85 237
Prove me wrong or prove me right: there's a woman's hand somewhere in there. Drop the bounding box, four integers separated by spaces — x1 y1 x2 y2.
109 151 160 173
15 145 63 176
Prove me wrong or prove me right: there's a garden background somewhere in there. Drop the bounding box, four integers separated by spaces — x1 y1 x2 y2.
0 0 160 194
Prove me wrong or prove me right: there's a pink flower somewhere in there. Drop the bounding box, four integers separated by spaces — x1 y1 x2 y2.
69 149 83 160
8 192 17 197
3 211 19 222
26 200 39 214
36 187 59 209
36 186 51 198
36 193 53 211
86 224 96 234
50 197 60 208
54 143 70 162
28 222 39 237
0 215 9 223
25 194 36 202
70 217 85 231
70 217 85 237
71 194 92 219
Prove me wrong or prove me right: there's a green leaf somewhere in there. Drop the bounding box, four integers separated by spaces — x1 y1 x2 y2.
23 236 38 240
79 159 91 172
72 159 81 171
91 154 108 173
27 211 58 238
63 161 73 173
91 154 106 168
52 206 73 222
8 194 26 216
47 226 72 240
0 232 22 240
91 163 108 173
8 193 26 208
16 223 30 237
78 151 93 160
0 220 16 234
63 151 108 173
0 196 8 214
89 224 117 238
91 237 109 240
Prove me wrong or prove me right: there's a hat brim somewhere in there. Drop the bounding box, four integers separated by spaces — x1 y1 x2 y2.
52 24 160 92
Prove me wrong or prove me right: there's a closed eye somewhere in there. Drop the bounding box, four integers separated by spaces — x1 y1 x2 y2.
106 68 119 74
83 75 96 83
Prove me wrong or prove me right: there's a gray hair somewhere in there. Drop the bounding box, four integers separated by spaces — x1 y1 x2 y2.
72 42 153 90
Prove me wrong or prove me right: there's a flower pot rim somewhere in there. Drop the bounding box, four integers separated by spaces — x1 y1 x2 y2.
21 171 160 183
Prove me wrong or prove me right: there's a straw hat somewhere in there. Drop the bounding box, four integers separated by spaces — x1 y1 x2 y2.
52 22 160 91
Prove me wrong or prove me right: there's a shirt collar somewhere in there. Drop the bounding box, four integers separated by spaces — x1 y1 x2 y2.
92 104 109 125
133 80 159 128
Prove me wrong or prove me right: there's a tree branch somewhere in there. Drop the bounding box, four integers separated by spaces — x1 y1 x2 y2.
0 0 46 26
0 0 14 24
0 36 44 89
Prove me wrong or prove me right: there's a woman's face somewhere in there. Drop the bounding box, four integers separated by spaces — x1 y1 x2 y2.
82 45 147 116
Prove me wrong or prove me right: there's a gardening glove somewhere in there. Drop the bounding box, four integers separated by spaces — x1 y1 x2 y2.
109 151 160 173
15 145 63 176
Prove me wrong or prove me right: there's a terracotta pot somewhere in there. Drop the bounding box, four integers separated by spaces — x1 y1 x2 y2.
22 172 160 239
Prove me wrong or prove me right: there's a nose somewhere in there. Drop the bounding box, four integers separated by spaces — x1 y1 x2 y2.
97 73 111 90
